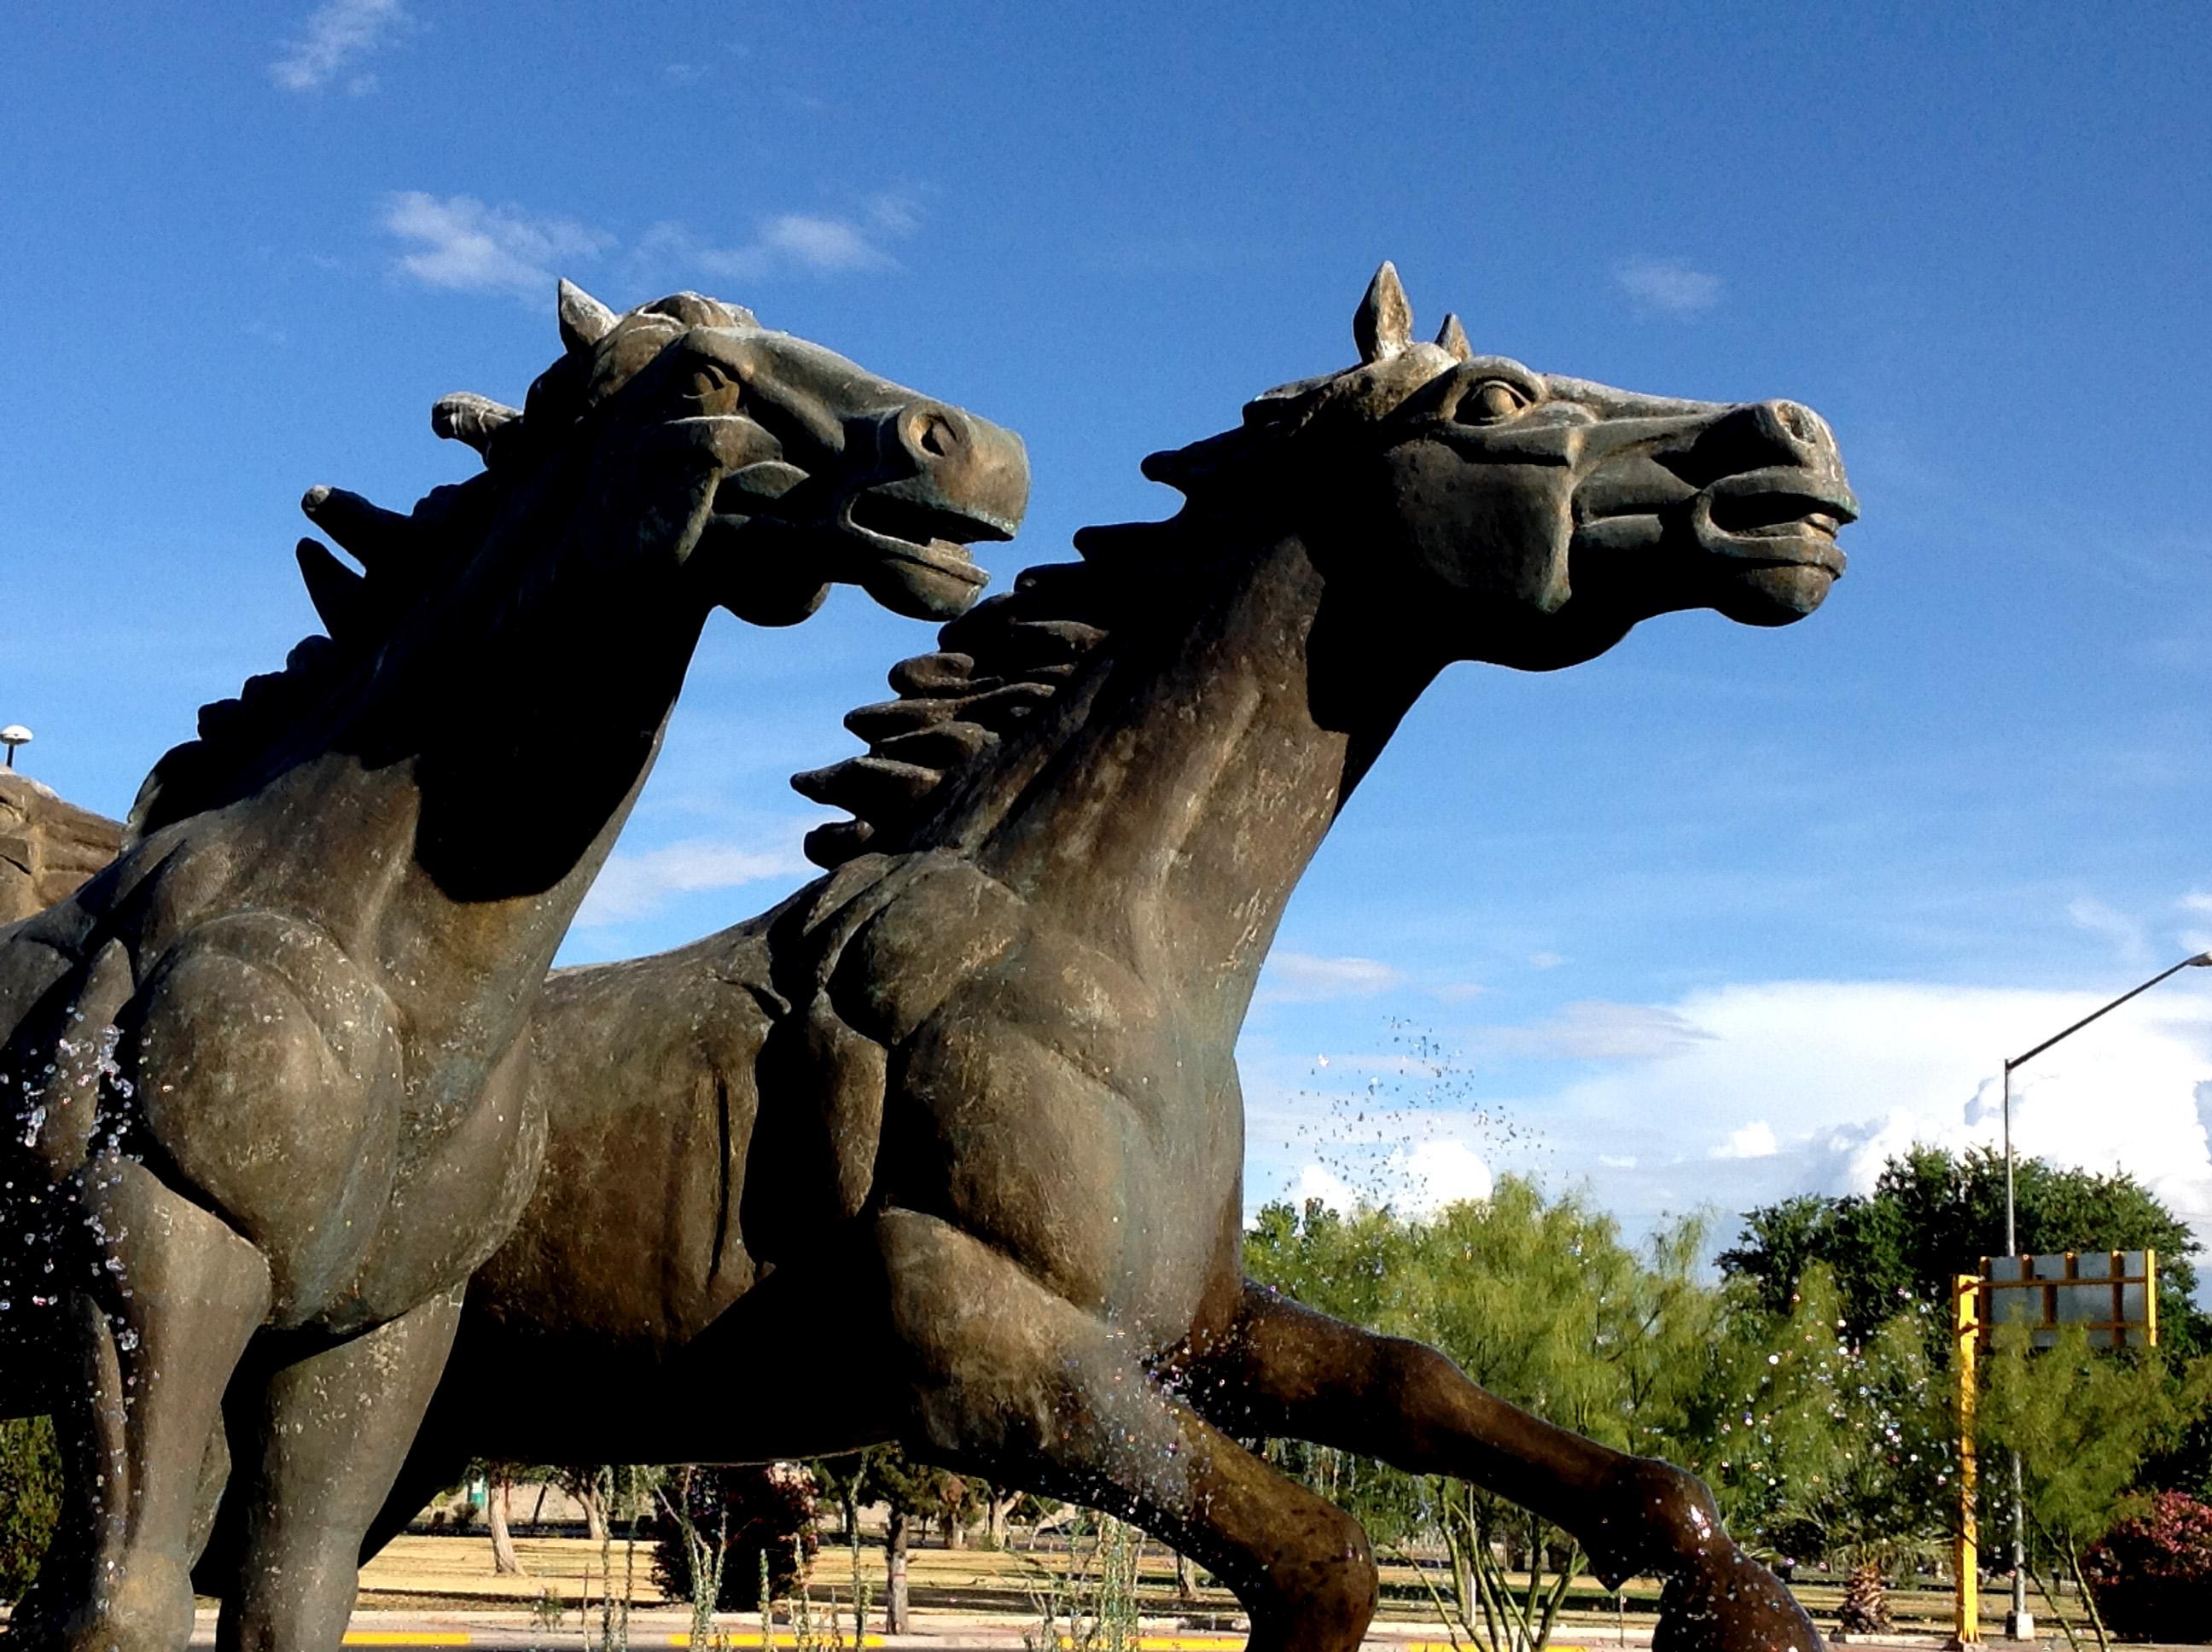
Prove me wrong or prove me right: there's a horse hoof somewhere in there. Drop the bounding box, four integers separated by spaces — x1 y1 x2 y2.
1652 1543 1822 1652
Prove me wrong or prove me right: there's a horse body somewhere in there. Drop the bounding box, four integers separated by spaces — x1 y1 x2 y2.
0 284 1027 1652
404 268 1858 1652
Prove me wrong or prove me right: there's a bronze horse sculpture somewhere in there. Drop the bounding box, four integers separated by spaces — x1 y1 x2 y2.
0 285 1027 1652
360 265 1858 1652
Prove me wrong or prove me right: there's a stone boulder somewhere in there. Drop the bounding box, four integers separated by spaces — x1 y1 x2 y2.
0 771 122 924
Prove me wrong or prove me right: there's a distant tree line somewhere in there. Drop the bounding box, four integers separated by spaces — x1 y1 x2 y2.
1242 1145 2212 1649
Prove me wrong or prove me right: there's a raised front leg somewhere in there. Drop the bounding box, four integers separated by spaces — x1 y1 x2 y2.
877 1212 1375 1652
1185 1283 1819 1652
206 1290 463 1652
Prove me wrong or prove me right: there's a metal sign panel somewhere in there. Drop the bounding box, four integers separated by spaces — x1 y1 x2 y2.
1978 1250 2156 1348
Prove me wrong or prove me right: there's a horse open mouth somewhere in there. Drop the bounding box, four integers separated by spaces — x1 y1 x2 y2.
844 489 1004 592
835 485 1017 620
1694 473 1857 576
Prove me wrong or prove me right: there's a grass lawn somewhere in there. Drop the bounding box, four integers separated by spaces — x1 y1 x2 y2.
352 1531 1964 1635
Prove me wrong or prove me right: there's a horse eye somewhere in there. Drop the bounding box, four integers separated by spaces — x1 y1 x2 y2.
686 365 736 402
1458 380 1528 423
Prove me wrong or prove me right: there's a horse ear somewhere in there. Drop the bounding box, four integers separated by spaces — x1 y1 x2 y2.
1435 312 1471 364
1354 261 1412 364
556 278 619 353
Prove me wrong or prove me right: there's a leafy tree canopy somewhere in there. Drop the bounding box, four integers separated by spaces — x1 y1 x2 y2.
1717 1146 2207 1355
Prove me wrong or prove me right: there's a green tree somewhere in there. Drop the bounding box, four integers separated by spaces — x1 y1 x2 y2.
1977 1328 2212 1651
1247 1179 1723 1652
0 1415 60 1603
1682 1265 1954 1626
1720 1147 2206 1353
853 1444 961 1633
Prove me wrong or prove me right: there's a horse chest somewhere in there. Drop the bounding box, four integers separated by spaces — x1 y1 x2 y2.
879 938 1237 1323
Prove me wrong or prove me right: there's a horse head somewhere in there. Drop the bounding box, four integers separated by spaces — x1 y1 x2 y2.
455 282 1029 625
127 283 1028 847
1145 262 1856 671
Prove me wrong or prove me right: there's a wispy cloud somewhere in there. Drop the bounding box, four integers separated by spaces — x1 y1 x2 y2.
379 190 923 302
381 192 614 300
1469 999 1716 1062
2180 891 2212 955
1258 951 1404 1004
271 0 408 94
1528 950 1566 970
1614 256 1722 317
576 835 813 927
2069 894 2152 965
640 195 919 281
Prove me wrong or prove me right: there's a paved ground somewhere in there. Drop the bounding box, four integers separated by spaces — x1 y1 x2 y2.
174 1608 1988 1652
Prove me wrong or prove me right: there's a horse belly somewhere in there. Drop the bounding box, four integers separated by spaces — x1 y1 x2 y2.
467 958 769 1352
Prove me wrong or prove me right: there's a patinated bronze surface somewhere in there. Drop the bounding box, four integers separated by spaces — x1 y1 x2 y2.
0 286 1026 1652
368 267 1857 1652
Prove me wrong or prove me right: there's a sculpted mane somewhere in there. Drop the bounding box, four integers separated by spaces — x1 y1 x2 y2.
793 554 1124 866
128 287 759 846
789 279 1476 867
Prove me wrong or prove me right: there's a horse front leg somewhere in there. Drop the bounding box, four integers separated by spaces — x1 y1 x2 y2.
207 1289 463 1652
876 1211 1377 1652
1185 1282 1819 1652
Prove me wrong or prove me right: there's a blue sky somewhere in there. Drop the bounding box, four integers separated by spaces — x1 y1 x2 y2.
5 4 2211 1267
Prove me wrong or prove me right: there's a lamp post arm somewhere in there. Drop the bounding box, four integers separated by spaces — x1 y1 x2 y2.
2005 952 2212 1074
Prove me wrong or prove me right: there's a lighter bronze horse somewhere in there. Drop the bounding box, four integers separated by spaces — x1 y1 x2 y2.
0 284 1026 1652
370 265 1856 1652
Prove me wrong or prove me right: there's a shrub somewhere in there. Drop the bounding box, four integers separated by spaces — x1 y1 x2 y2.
651 1463 819 1611
0 1416 61 1603
2083 1490 2212 1642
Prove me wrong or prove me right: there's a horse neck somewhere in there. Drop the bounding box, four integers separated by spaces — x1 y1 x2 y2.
961 526 1444 1037
227 534 709 1018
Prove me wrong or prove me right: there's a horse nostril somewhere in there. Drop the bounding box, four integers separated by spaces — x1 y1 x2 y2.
917 413 959 458
1773 401 1820 446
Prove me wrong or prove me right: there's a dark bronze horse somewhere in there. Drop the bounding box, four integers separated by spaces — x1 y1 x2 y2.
375 265 1858 1652
0 285 1026 1652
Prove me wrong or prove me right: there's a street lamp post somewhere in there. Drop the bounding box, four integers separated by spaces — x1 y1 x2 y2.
1995 947 2212 1641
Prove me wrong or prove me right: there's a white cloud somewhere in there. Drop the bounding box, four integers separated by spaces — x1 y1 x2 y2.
577 835 814 926
2068 895 2151 965
2180 892 2212 955
271 0 408 93
381 192 614 300
1288 1160 1359 1212
1470 999 1714 1062
1258 951 1404 1003
1615 256 1722 317
654 201 918 282
1521 978 2212 1263
1714 1119 1779 1160
381 193 918 303
1392 1137 1495 1211
1529 951 1566 969
1278 1137 1493 1217
1429 980 1490 1002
